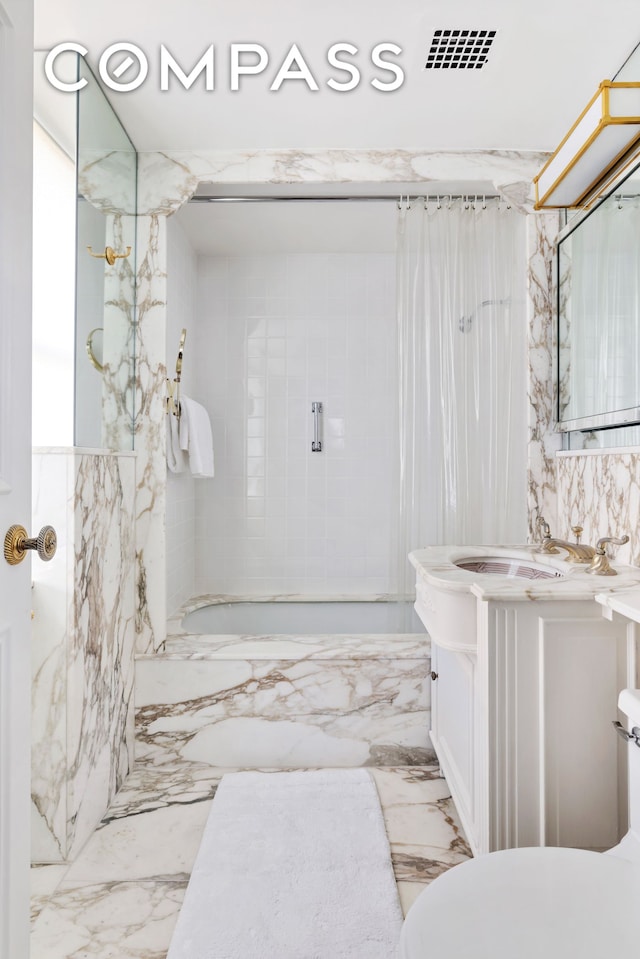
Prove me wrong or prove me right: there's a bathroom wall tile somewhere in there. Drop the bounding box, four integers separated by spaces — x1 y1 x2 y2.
166 217 198 616
193 251 397 596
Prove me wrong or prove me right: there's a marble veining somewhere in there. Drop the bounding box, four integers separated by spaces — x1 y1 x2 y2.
101 213 137 451
557 449 640 566
31 450 136 862
410 544 640 602
30 761 471 956
135 655 432 768
526 212 562 541
137 148 548 215
134 214 168 655
160 633 427 661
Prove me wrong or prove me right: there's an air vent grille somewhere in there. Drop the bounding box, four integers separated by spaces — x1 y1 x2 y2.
425 29 496 70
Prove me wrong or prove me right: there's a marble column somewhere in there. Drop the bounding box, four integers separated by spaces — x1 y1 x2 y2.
526 211 562 541
134 215 168 654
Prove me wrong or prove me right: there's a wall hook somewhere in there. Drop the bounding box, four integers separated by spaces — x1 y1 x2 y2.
87 245 132 266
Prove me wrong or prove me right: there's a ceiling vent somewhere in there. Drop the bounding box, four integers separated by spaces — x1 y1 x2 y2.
425 30 497 70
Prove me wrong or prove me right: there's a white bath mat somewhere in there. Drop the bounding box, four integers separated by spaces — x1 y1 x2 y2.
166 768 404 959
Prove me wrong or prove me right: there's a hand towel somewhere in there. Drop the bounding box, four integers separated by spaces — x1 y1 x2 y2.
166 411 187 473
179 395 215 478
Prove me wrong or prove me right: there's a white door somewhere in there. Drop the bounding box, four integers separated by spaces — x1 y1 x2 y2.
0 1 35 958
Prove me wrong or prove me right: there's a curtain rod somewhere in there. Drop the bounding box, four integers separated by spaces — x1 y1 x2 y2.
189 193 503 204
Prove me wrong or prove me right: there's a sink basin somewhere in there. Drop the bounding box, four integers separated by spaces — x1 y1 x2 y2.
455 557 565 580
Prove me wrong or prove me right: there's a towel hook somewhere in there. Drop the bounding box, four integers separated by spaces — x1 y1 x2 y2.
87 245 132 266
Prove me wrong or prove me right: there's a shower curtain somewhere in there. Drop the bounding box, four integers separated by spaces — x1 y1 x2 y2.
395 197 527 593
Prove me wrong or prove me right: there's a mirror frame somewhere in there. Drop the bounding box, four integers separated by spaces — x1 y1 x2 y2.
555 153 640 432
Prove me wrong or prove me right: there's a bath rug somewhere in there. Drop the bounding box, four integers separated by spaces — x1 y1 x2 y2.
166 768 404 959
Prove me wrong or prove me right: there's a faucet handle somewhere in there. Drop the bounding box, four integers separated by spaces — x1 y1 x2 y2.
595 534 629 553
571 525 583 544
586 534 630 576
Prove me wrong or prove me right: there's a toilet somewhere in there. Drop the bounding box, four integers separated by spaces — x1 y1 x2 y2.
399 688 640 958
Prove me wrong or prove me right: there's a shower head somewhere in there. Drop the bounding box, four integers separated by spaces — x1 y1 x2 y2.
459 297 511 333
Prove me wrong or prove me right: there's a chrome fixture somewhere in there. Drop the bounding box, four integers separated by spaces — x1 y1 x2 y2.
459 298 510 333
311 401 323 452
612 719 640 747
534 508 552 546
166 328 187 419
4 524 57 565
586 534 630 576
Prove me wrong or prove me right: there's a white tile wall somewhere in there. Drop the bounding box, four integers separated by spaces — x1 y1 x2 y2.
193 252 397 596
166 217 198 614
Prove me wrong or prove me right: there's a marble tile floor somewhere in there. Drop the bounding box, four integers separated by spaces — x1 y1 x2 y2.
30 761 471 959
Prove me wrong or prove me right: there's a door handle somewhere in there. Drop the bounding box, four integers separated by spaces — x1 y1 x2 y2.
4 524 57 565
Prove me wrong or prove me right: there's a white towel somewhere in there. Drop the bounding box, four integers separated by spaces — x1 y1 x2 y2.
166 411 187 473
179 395 215 478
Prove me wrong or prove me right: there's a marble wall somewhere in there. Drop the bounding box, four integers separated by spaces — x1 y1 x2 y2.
556 449 640 566
31 449 136 862
134 215 168 654
526 212 562 541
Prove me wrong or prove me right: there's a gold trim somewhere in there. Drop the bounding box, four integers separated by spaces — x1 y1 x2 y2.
4 524 27 565
533 81 640 209
86 327 104 373
87 245 132 266
4 524 57 565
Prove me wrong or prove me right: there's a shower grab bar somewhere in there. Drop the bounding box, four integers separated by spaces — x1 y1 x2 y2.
312 401 322 452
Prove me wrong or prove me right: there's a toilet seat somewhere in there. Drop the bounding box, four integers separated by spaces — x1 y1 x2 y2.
399 846 640 959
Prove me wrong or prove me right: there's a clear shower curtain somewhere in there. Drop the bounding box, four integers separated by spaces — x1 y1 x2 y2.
395 197 527 594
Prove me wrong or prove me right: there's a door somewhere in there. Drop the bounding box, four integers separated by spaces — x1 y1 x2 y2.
0 1 35 957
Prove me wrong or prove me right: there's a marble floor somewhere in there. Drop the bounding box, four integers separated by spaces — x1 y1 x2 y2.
30 761 471 959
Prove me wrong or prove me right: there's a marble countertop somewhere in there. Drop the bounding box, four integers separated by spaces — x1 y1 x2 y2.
409 545 640 602
596 588 640 625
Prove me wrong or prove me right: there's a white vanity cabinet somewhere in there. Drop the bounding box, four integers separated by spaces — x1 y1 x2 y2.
411 547 639 857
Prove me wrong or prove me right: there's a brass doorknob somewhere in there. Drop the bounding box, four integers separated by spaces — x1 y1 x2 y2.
4 524 57 565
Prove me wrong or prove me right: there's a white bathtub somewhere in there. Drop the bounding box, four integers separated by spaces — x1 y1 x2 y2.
181 599 422 635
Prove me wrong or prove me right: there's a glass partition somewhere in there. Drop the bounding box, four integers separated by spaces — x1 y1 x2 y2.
33 52 137 451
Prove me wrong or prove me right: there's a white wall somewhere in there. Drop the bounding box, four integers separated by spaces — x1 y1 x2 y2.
193 251 398 596
165 216 198 614
32 121 75 447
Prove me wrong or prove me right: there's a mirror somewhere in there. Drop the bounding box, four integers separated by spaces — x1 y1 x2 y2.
557 158 640 431
76 57 137 450
32 52 137 451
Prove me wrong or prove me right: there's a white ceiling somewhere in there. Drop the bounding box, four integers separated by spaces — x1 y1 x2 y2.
35 0 640 154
